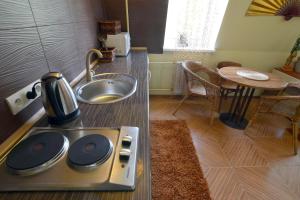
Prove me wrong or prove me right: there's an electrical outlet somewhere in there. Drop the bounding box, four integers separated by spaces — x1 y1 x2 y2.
6 79 41 115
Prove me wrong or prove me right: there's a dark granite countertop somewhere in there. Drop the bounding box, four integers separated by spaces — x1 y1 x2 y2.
0 50 150 200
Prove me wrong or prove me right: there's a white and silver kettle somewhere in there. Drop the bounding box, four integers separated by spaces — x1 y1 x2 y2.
41 72 80 125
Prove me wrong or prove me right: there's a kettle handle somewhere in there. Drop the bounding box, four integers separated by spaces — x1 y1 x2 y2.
45 80 65 117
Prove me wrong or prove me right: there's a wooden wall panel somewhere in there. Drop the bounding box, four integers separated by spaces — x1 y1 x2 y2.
0 0 104 144
0 27 49 143
0 0 35 30
74 21 99 68
38 24 82 82
29 0 73 26
68 0 94 23
128 0 169 53
101 0 169 53
102 0 127 32
91 0 106 21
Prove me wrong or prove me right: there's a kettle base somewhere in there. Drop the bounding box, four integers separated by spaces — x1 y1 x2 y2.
48 109 80 125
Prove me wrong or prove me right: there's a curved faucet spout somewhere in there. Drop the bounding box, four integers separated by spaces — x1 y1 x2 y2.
86 49 103 82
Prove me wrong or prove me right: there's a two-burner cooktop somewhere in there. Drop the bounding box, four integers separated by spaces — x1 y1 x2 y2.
0 126 139 191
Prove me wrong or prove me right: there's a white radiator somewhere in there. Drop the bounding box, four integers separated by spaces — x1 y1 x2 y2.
149 62 176 95
149 62 187 95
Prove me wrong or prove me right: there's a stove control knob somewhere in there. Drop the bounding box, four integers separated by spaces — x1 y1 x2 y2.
122 135 133 147
119 149 131 161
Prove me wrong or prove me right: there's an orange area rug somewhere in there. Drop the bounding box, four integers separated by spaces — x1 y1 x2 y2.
151 120 211 200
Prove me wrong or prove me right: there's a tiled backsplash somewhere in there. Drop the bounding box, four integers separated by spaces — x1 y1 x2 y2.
0 0 104 144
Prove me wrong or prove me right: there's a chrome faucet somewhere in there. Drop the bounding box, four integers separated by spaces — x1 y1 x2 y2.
86 49 103 82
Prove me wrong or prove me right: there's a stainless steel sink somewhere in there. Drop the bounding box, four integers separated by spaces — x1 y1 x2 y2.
75 73 137 104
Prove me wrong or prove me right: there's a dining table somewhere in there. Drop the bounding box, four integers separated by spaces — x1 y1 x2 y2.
217 67 288 130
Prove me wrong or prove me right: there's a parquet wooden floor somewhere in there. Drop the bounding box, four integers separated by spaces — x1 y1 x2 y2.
150 96 300 200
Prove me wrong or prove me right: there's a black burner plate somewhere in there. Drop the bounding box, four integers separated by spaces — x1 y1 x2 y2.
6 132 66 170
68 134 112 167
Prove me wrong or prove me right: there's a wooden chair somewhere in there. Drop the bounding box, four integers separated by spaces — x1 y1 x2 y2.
249 83 300 154
216 61 242 98
172 61 221 125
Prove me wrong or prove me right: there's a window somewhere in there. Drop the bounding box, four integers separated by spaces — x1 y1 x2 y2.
163 0 229 51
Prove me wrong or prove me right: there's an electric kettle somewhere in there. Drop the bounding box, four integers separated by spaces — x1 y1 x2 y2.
41 72 80 125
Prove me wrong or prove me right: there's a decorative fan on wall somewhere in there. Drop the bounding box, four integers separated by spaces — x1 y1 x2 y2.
246 0 300 20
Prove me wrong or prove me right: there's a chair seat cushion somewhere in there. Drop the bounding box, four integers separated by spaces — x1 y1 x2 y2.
190 85 206 95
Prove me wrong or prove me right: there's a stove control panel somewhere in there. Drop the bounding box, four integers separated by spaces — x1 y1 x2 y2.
109 126 139 190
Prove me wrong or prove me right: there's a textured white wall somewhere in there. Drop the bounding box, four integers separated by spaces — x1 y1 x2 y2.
149 50 290 72
216 0 300 52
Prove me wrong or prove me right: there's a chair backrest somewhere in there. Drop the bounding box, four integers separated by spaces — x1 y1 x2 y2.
281 82 300 121
181 61 221 112
217 61 242 69
181 61 221 94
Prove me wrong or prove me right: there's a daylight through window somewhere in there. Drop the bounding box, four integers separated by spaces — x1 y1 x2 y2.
164 0 229 51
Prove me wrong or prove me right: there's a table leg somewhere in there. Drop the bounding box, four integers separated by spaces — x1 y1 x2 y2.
219 85 255 130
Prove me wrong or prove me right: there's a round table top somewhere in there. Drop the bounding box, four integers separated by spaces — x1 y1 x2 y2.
218 67 288 90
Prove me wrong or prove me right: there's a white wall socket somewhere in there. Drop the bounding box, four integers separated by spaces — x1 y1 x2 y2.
6 79 41 115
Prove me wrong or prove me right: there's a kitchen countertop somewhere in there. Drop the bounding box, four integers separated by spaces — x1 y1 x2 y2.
0 50 150 200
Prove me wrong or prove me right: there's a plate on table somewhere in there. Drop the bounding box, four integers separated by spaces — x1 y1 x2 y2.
236 70 269 81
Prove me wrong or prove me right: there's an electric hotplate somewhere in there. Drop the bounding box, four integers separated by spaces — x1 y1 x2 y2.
0 127 139 191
